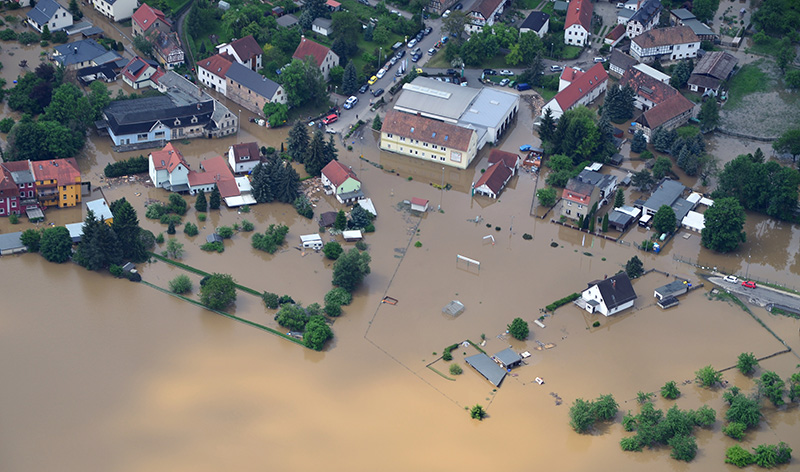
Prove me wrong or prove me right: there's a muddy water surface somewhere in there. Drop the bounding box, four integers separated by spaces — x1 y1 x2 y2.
2 70 800 471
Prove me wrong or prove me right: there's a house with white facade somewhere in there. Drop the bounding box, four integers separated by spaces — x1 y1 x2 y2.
564 0 592 46
321 160 363 204
215 35 263 72
630 26 700 63
626 0 662 38
580 273 637 316
519 11 549 38
312 18 333 36
466 0 505 34
148 143 191 192
26 0 72 33
92 0 137 21
541 63 608 119
228 142 261 174
132 3 171 38
292 36 339 81
198 53 233 94
121 56 163 89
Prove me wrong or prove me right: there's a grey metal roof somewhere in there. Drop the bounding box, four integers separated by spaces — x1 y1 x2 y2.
54 39 115 67
617 8 634 20
207 233 223 243
81 26 104 36
276 14 299 28
608 209 634 227
683 18 715 37
671 8 695 20
520 11 549 31
394 77 480 122
565 178 596 197
553 0 568 11
226 62 281 99
94 50 124 65
458 88 519 130
465 353 507 386
312 17 332 29
9 169 34 184
494 348 521 367
655 280 688 296
643 179 685 211
27 0 66 27
103 95 215 135
671 197 693 222
0 231 25 252
576 169 617 190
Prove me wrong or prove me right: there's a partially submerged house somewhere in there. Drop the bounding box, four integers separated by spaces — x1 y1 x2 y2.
86 198 113 223
26 0 73 33
227 142 261 174
654 280 689 300
0 232 26 256
608 205 641 231
561 179 599 221
493 348 522 370
410 197 429 213
465 353 507 386
474 150 519 200
580 272 638 316
321 160 363 204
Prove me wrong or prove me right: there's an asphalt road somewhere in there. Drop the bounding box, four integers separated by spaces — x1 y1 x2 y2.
709 277 800 311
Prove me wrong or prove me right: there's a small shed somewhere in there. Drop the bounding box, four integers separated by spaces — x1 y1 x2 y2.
608 210 635 232
206 233 223 243
493 348 522 370
410 197 429 213
0 232 26 256
465 353 507 387
682 211 705 232
442 300 465 316
87 198 114 223
319 211 337 227
66 222 85 243
358 198 377 217
218 0 230 10
609 153 624 167
342 230 362 242
300 234 323 250
657 296 680 309
654 280 689 300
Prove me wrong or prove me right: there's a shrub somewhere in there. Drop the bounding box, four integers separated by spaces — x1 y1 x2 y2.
201 241 224 252
168 193 188 215
545 293 580 311
104 155 148 177
183 222 198 236
522 233 533 240
240 205 250 213
0 117 15 133
167 221 176 234
169 274 192 294
414 241 422 248
155 233 165 244
355 240 368 250
160 214 182 226
262 291 280 309
17 31 39 45
695 365 722 388
495 226 501 231
324 303 342 317
661 380 680 399
240 219 254 231
449 363 463 375
252 224 289 253
197 213 207 222
364 223 375 233
8 213 19 224
725 445 754 467
325 287 352 306
275 304 309 331
0 29 18 41
592 321 600 327
279 295 295 305
294 196 314 219
126 271 142 282
217 226 234 239
146 203 167 219
109 264 123 277
723 422 746 440
323 241 343 260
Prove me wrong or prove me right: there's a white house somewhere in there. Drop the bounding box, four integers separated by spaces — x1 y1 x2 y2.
26 0 72 33
580 273 637 316
197 53 233 94
215 35 263 71
312 17 333 36
626 0 662 38
228 142 261 174
519 11 550 38
466 0 505 34
148 143 191 192
541 63 608 119
91 0 137 21
630 26 700 63
564 0 592 46
292 36 339 81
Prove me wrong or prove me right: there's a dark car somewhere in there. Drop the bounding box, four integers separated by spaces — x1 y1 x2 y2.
395 49 405 59
454 2 463 9
416 32 424 41
411 54 421 62
483 68 496 75
358 0 370 4
424 26 432 35
446 68 456 75
373 88 384 97
359 84 369 94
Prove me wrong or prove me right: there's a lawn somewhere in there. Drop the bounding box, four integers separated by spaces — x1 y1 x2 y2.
725 62 769 108
534 85 557 102
541 2 554 14
561 45 582 60
353 32 405 80
164 0 192 15
517 0 540 8
744 37 780 58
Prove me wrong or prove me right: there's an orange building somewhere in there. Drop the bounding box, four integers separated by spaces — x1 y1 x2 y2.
31 158 82 208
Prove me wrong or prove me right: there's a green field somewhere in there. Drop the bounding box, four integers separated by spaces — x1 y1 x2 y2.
725 63 769 108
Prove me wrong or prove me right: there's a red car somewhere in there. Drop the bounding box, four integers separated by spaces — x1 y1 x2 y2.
742 281 757 289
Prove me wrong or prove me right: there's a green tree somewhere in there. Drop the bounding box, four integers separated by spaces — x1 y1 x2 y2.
194 190 207 212
325 287 352 306
613 188 625 209
262 292 279 309
773 128 800 163
625 255 644 278
69 0 83 18
443 10 469 41
669 59 693 89
263 102 288 128
539 107 556 145
601 213 609 232
630 130 647 153
723 422 747 440
88 81 111 120
372 114 382 131
661 381 680 399
251 224 289 253
652 157 672 180
536 187 557 207
332 248 371 292
789 371 800 402
603 84 635 122
698 99 719 132
200 273 237 310
287 120 310 163
695 365 722 388
323 241 343 260
183 222 198 236
21 228 42 252
133 33 154 57
725 392 762 429
280 57 327 108
776 38 797 73
786 70 800 89
40 226 72 263
209 186 221 210
164 238 183 259
757 371 786 407
701 197 746 253
0 117 15 133
40 24 51 41
569 398 596 433
111 198 147 262
304 315 333 350
334 210 347 231
691 0 718 22
668 434 697 462
736 352 759 376
169 274 192 294
304 129 330 176
507 317 529 340
470 404 486 420
450 363 463 375
653 205 677 235
754 444 779 468
593 394 619 421
341 60 358 96
276 303 309 331
725 445 755 467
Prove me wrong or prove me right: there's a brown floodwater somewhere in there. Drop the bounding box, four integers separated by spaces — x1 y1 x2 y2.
2 44 800 471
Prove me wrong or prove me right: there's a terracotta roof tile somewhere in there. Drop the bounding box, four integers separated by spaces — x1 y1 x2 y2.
474 161 512 195
32 158 81 183
487 149 519 168
640 93 695 129
632 26 698 49
321 160 359 188
565 0 592 30
228 35 262 63
381 109 475 152
231 142 260 164
199 53 233 78
554 62 608 111
150 143 189 172
472 0 503 20
132 4 169 33
621 67 678 106
606 24 626 41
292 37 332 68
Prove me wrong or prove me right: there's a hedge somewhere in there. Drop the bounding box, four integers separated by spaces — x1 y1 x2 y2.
104 155 148 177
546 293 580 312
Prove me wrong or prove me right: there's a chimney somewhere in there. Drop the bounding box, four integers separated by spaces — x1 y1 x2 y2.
612 279 616 289
74 46 78 54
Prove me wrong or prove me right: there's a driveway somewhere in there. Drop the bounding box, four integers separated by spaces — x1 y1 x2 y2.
709 276 800 312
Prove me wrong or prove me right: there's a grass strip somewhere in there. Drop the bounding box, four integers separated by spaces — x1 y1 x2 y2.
427 365 456 381
149 252 262 296
465 339 487 355
142 280 305 346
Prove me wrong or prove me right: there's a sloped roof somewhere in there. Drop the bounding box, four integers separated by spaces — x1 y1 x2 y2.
276 14 299 28
122 56 158 82
621 67 678 106
691 51 738 80
554 63 608 111
576 169 617 190
199 53 233 79
494 348 521 367
591 272 637 310
560 66 585 85
0 232 24 252
321 160 359 188
226 62 282 99
488 149 519 168
312 17 332 30
188 155 236 191
475 161 512 195
683 18 715 37
292 37 332 68
0 166 20 195
53 39 119 67
132 3 169 32
382 109 475 152
611 49 637 73
562 178 595 203
27 0 66 26
465 353 507 386
629 0 661 25
632 26 699 49
606 24 626 41
671 8 695 20
227 35 262 62
643 178 685 211
231 142 259 163
640 93 695 129
150 143 189 172
32 158 81 183
86 198 114 221
472 0 504 20
520 11 550 31
565 0 592 31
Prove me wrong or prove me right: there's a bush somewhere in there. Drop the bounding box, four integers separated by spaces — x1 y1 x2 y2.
17 31 39 45
304 315 333 351
355 240 367 250
126 271 142 282
240 219 254 231
325 287 352 306
723 422 747 440
201 241 224 252
522 233 533 240
545 293 580 311
508 317 529 340
146 203 167 219
161 214 181 226
109 264 123 277
324 303 342 317
8 213 19 224
592 321 600 327
197 213 206 222
168 193 188 215
294 196 314 219
275 304 309 331
364 223 375 233
183 222 198 236
725 445 754 467
449 363 463 375
251 224 289 253
155 233 165 244
0 29 18 41
262 291 279 309
323 241 343 260
279 295 295 305
167 221 176 234
414 241 422 248
217 226 234 239
661 380 680 399
169 274 192 294
442 343 458 361
0 117 15 133
695 365 722 388
240 205 250 213
104 155 148 177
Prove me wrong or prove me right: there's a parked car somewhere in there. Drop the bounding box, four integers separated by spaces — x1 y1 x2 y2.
742 280 757 289
415 32 424 41
427 47 437 56
433 41 443 49
499 78 510 86
454 2 463 9
390 56 399 65
395 49 406 59
395 68 404 77
593 57 607 63
441 35 448 44
723 275 739 283
376 68 386 79
343 96 359 109
446 68 456 75
412 47 422 56
500 69 514 76
442 9 451 18
322 114 338 125
407 38 417 48
359 84 369 94
424 26 432 35
358 0 370 5
483 68 496 75
550 65 564 72
516 83 531 91
411 54 421 62
373 88 384 97
508 80 516 88
368 75 378 85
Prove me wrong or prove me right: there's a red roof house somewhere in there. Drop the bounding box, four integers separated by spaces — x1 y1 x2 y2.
487 149 520 174
292 36 339 80
565 0 593 46
132 3 170 37
216 35 263 71
474 162 513 199
542 63 608 119
321 160 363 204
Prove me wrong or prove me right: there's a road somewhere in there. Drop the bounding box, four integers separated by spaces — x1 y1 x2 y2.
709 276 800 312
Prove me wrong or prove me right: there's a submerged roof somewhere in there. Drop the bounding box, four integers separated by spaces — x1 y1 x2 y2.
494 348 522 367
465 353 507 386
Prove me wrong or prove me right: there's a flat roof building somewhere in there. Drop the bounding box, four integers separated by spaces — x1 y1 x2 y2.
465 353 507 386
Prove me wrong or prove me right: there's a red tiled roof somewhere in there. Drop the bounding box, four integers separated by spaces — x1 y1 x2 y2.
132 4 168 33
32 158 81 183
325 0 341 7
565 0 592 31
292 37 332 68
381 109 475 153
632 26 698 49
0 165 19 195
1 161 31 173
475 161 512 195
606 24 626 41
122 56 157 82
232 142 260 164
150 143 189 173
560 67 585 85
620 67 678 106
472 0 504 20
228 35 262 63
554 62 608 111
562 179 595 204
640 93 695 129
199 53 233 78
487 149 519 169
322 160 359 188
188 155 236 191
410 197 428 207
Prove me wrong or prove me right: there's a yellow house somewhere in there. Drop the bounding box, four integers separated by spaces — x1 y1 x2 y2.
31 158 82 208
380 109 478 170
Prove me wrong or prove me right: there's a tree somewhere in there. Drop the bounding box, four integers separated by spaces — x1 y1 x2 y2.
41 24 51 41
349 205 372 229
442 10 469 41
661 381 680 399
334 210 347 231
304 315 333 351
341 60 358 96
625 255 644 278
87 81 110 120
786 70 800 89
697 99 719 132
773 128 800 163
725 390 762 429
263 102 288 128
725 445 755 467
653 205 677 235
603 85 635 122
167 221 176 235
40 226 72 263
251 224 289 253
630 130 647 153
450 363 463 375
164 238 184 259
209 186 221 210
757 371 786 407
332 248 371 292
111 198 147 262
569 398 596 433
184 222 198 236
650 157 672 180
601 213 609 232
304 130 330 176
21 228 42 252
69 0 83 19
169 274 192 294
507 317 529 340
536 187 557 207
276 303 309 331
669 59 693 89
470 404 486 420
539 108 556 145
691 0 717 22
668 434 697 462
195 190 207 212
287 121 310 163
325 287 352 307
372 114 382 131
695 365 722 388
776 38 797 73
279 57 327 108
723 422 747 440
737 352 759 376
613 188 625 209
200 273 237 310
323 241 343 260
701 197 746 253
789 371 800 402
133 33 154 57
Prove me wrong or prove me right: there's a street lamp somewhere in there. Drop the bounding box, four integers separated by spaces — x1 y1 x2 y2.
237 109 241 134
439 166 445 210
378 47 382 69
746 253 751 279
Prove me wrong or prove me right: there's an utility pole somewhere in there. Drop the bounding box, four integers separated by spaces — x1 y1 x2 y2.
439 166 445 210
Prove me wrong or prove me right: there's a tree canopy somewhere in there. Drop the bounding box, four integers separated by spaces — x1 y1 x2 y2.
40 226 72 263
332 248 371 292
701 197 747 253
653 205 677 235
279 57 327 108
507 317 529 340
200 273 237 310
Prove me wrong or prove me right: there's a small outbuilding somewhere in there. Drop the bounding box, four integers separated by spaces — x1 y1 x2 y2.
657 295 680 309
300 234 324 250
654 280 689 300
342 230 362 242
465 353 507 387
410 197 429 213
206 233 223 244
681 210 705 232
0 232 26 256
319 211 337 227
87 198 114 224
493 348 522 370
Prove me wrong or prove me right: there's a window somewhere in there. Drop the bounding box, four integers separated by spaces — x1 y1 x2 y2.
63 194 67 200
387 133 393 138
578 204 583 210
0 208 4 215
11 201 16 208
565 209 570 215
567 201 572 206
137 133 148 140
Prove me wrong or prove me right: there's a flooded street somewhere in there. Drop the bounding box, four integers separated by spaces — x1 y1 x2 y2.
2 52 800 470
